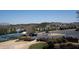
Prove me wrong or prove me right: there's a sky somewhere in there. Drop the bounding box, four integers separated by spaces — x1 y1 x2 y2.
0 10 78 24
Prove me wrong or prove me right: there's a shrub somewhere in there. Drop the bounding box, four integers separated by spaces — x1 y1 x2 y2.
46 41 54 49
18 36 34 41
60 42 79 49
50 38 67 44
29 43 48 49
63 36 78 43
37 38 48 42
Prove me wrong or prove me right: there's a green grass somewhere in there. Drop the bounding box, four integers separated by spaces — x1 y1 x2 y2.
29 43 48 49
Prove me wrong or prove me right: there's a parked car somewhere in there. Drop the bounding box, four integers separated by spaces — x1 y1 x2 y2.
75 28 79 31
29 33 37 37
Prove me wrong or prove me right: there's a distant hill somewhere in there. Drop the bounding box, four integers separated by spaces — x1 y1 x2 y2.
72 22 79 25
0 22 79 34
0 22 79 29
0 23 10 26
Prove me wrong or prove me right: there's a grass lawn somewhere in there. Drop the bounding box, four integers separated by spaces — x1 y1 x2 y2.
29 43 48 49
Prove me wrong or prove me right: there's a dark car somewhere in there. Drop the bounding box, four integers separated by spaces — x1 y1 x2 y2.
75 28 79 31
29 33 37 37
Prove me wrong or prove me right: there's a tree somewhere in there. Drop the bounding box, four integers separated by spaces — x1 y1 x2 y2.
0 27 8 35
